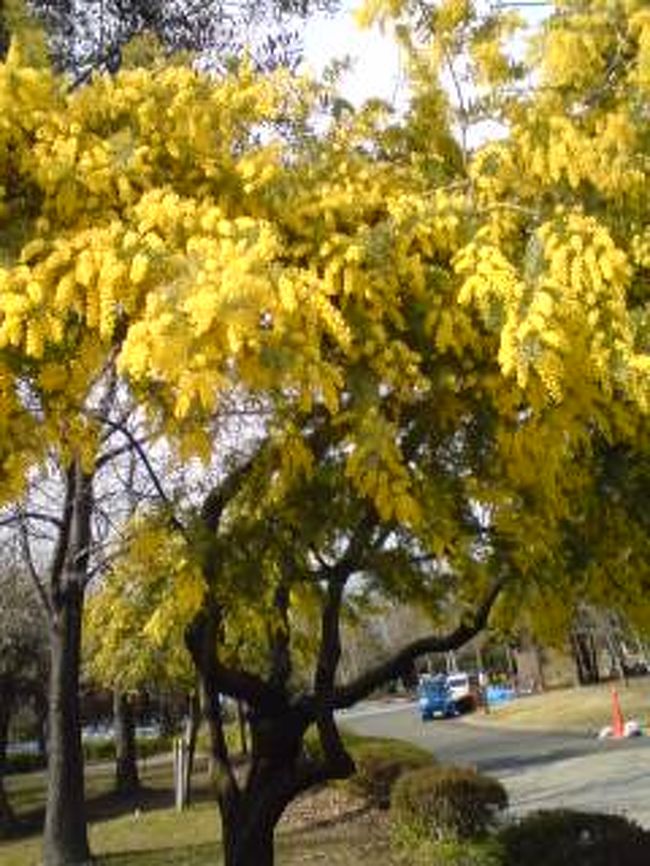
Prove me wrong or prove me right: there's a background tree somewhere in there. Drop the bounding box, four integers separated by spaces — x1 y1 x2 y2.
0 0 339 75
0 555 48 836
84 515 199 797
492 434 650 683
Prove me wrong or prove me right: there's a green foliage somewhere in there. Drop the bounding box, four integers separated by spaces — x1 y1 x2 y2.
391 765 508 844
83 518 199 694
196 717 246 758
7 735 171 774
82 735 172 764
0 565 47 684
345 736 435 809
497 809 650 866
393 835 503 866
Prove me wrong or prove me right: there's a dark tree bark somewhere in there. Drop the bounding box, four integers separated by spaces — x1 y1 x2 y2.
114 689 139 796
157 696 176 738
571 628 600 685
0 680 17 837
222 819 275 866
43 463 93 866
186 591 505 866
184 689 201 805
44 584 90 866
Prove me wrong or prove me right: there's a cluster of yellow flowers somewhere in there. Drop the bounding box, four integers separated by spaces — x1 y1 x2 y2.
0 40 349 435
454 205 641 405
450 0 650 415
0 0 648 531
514 111 642 198
631 228 650 269
541 27 607 91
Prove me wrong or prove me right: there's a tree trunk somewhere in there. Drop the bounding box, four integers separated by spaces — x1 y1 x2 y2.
587 630 600 683
114 689 139 796
158 695 176 737
223 817 275 866
571 629 600 685
218 703 338 866
184 690 201 805
0 682 16 837
43 586 91 866
34 687 49 762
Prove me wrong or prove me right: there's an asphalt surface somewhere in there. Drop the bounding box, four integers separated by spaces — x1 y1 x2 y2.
342 701 650 828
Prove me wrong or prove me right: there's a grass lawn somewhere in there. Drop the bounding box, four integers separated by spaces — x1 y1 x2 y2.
480 676 650 733
1 800 220 866
1 756 396 866
1 797 394 866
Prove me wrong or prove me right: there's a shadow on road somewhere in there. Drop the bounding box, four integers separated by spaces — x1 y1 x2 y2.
476 745 595 774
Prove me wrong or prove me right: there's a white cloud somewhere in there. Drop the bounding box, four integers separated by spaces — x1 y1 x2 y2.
302 2 405 106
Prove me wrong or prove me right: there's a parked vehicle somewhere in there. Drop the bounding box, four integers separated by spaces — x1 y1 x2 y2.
446 672 480 713
418 675 458 721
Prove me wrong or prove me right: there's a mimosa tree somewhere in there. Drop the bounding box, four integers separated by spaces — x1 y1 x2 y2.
1 1 648 864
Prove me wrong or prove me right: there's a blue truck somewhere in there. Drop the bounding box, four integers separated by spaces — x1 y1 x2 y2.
418 675 458 721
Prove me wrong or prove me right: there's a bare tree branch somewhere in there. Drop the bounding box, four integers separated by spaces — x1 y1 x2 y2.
95 436 152 470
0 511 63 530
93 413 187 538
17 511 53 619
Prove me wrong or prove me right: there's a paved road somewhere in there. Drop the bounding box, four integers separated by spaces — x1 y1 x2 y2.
342 702 650 827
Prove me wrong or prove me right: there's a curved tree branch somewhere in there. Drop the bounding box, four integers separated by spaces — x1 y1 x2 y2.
332 577 507 709
0 511 63 530
17 511 53 620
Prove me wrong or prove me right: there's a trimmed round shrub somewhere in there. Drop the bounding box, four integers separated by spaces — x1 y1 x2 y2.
391 765 508 842
346 737 435 809
498 809 650 866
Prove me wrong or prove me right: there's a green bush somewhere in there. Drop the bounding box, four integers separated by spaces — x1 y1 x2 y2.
196 718 246 758
5 752 46 774
345 736 435 809
83 737 115 762
137 735 174 759
391 765 508 843
498 809 650 866
82 735 172 763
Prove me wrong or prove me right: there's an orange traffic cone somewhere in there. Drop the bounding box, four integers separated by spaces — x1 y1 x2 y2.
611 687 625 738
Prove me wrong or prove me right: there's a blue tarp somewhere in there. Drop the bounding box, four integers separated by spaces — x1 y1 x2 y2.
485 685 516 705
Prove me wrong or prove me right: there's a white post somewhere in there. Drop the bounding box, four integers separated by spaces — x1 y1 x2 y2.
174 737 188 811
